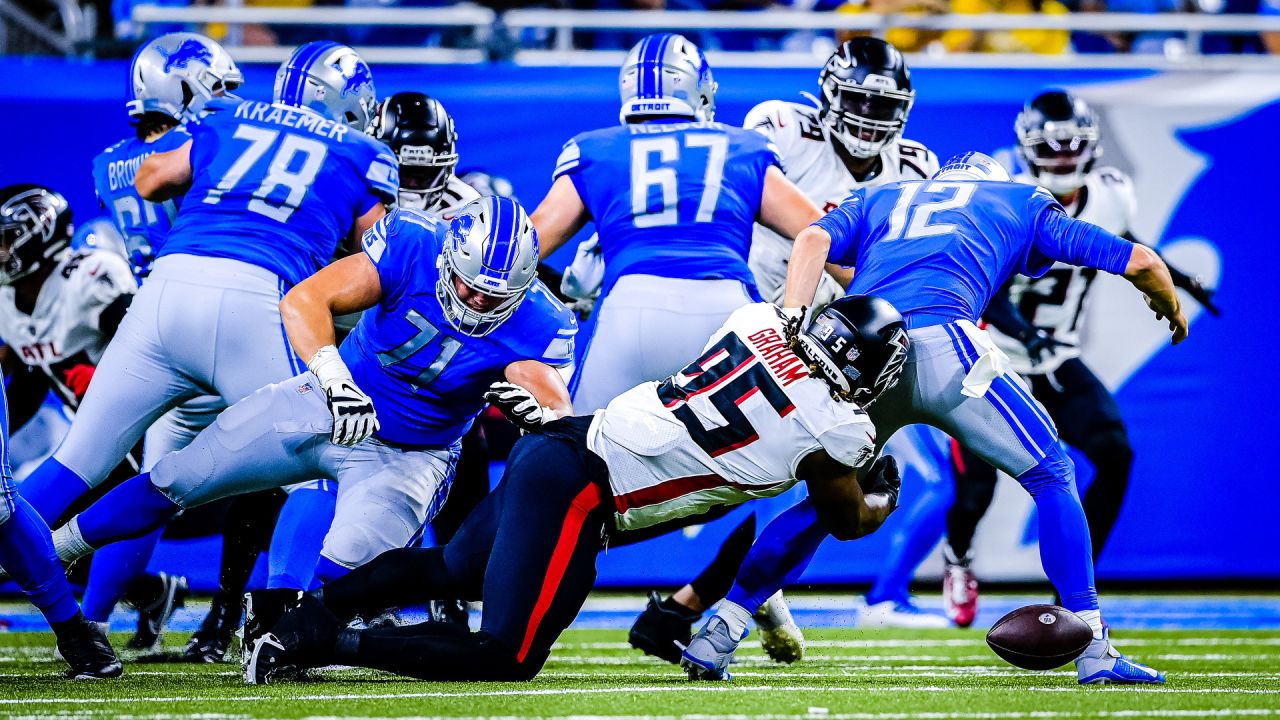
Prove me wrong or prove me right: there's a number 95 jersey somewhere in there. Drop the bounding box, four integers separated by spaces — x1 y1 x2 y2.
554 121 780 299
163 97 399 286
587 302 876 532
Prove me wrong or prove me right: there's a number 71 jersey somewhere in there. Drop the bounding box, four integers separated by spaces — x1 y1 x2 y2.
587 302 877 532
163 97 399 286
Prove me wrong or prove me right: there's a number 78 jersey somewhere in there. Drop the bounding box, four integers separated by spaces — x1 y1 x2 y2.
163 97 399 286
587 302 876 532
553 121 780 299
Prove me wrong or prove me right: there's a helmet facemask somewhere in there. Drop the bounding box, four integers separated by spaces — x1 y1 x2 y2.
1018 121 1099 196
396 145 458 211
783 306 909 406
434 201 539 337
820 77 913 159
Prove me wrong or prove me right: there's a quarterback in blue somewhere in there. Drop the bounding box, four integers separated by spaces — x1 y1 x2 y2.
19 41 397 537
48 197 576 590
685 152 1187 685
531 32 822 413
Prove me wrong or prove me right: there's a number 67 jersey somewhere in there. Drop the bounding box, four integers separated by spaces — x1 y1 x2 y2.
587 302 876 532
163 96 399 286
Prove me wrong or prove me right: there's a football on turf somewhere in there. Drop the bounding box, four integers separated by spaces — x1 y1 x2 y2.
985 604 1093 670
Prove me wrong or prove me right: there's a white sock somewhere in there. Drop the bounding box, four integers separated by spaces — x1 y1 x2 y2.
1075 609 1104 640
51 517 95 563
714 600 753 640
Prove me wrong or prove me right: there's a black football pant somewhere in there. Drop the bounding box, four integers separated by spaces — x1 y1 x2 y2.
948 357 1133 564
320 416 612 681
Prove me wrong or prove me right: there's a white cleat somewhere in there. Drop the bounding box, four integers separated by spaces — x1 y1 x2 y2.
753 591 805 664
858 599 950 629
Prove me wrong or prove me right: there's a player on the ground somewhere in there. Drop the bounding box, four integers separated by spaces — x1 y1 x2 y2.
941 89 1220 628
529 32 824 414
242 296 905 684
0 185 122 679
627 38 949 666
683 151 1184 685
16 41 395 560
49 199 576 617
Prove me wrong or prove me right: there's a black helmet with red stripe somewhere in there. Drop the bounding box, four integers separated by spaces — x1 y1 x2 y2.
0 184 72 286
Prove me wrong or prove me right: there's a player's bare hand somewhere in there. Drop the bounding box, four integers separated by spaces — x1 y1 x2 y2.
323 379 379 446
485 382 555 432
1169 310 1189 345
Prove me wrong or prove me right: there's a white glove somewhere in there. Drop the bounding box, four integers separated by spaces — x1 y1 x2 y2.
484 382 555 432
309 345 379 446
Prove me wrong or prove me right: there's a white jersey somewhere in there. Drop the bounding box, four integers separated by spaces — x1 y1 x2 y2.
0 249 136 403
991 166 1137 374
744 100 939 304
435 175 481 217
588 302 877 531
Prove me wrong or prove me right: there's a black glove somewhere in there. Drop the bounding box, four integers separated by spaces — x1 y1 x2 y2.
861 454 902 512
1021 328 1070 364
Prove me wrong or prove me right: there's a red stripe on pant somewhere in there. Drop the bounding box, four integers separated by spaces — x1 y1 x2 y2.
516 481 604 663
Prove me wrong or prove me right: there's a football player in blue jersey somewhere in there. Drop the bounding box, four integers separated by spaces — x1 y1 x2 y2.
683 152 1186 685
17 42 396 554
530 32 826 414
48 198 577 634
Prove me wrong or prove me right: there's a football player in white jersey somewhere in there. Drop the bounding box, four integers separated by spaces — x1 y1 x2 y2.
371 92 479 217
627 39 950 665
941 90 1219 628
242 295 905 684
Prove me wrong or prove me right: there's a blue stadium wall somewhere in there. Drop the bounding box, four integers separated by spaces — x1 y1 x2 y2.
0 59 1276 586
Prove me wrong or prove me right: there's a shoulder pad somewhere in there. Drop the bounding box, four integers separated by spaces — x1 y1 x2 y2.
518 283 578 367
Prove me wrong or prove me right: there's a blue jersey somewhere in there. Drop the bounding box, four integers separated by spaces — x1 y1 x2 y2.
815 180 1135 328
554 121 779 298
91 127 191 277
163 97 399 286
340 209 578 447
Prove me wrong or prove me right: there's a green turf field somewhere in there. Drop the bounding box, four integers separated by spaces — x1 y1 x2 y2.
0 627 1276 719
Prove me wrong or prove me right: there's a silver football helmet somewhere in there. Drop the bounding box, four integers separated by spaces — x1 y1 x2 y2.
436 196 540 336
619 33 717 123
274 41 377 132
934 151 1011 183
126 32 243 122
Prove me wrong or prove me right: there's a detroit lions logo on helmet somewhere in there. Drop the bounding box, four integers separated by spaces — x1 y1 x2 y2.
157 39 214 73
341 62 374 98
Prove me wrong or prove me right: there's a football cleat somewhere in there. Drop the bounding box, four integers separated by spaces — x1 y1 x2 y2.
942 548 979 628
56 616 123 679
680 616 746 681
629 591 700 665
244 593 342 685
428 598 470 630
859 599 950 629
185 592 240 663
239 589 303 665
754 591 804 664
125 572 189 653
1076 629 1166 685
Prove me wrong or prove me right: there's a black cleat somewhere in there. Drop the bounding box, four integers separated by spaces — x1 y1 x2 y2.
183 592 239 664
629 591 701 665
239 589 303 665
244 594 341 685
125 572 188 653
55 616 123 679
427 598 470 630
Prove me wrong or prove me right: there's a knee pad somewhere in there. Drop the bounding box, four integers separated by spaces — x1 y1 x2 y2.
320 522 386 571
149 447 216 509
1015 445 1075 497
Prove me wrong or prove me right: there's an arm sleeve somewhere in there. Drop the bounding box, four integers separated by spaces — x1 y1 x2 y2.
363 145 400 207
813 191 867 266
361 210 406 303
981 279 1035 341
1031 206 1134 277
535 290 579 368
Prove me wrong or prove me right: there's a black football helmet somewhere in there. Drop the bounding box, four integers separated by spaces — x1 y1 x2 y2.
1015 89 1100 196
0 184 73 286
789 295 909 405
459 170 517 203
371 92 459 211
818 38 915 160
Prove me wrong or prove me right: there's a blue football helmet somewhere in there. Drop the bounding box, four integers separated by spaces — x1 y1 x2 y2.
274 41 378 132
934 151 1011 183
126 32 242 122
436 196 540 336
619 33 717 124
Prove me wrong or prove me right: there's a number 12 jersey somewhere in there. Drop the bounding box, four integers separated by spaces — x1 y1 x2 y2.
588 302 877 531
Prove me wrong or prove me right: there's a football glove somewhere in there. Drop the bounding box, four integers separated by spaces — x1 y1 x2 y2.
863 454 902 512
484 382 555 433
308 345 379 446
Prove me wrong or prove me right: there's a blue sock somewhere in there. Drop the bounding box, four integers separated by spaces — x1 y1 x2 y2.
1016 447 1099 612
81 528 164 623
865 447 953 606
313 555 352 585
267 484 336 590
77 473 182 547
724 497 828 614
19 456 92 526
0 491 81 624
